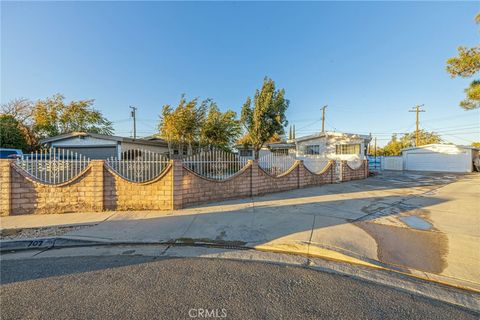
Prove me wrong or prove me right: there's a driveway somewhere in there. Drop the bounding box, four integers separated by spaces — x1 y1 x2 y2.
3 171 479 291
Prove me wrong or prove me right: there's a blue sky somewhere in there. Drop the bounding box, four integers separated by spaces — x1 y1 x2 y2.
2 1 479 146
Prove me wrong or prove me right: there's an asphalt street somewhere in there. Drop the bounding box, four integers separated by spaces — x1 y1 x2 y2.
1 255 477 320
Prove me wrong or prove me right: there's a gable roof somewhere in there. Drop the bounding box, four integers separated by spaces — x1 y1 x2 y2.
40 132 168 147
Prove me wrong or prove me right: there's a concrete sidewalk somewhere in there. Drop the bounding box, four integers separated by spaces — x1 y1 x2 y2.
1 171 479 291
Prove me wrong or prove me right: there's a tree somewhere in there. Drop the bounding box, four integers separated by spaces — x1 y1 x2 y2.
0 114 29 151
199 100 241 151
1 98 37 150
380 130 442 156
446 13 480 110
159 96 241 154
240 77 289 159
472 142 480 148
158 95 206 155
32 94 113 138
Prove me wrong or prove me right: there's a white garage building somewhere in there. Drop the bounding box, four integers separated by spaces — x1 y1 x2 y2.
402 144 479 173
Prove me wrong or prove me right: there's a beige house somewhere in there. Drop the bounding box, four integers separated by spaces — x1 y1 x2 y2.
41 132 169 159
295 131 371 161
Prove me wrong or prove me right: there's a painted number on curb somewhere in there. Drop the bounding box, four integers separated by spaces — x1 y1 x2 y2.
27 240 44 247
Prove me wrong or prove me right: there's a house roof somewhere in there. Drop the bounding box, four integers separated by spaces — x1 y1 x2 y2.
40 132 168 147
401 143 479 152
294 131 372 143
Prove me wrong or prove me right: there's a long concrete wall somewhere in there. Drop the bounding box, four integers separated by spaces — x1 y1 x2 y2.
0 159 368 215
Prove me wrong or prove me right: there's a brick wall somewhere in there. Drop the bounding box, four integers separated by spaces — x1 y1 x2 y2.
181 162 252 207
103 164 173 211
299 161 335 187
7 160 103 215
0 158 368 215
341 160 368 181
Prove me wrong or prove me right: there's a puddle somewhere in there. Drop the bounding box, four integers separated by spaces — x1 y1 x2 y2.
399 216 432 230
356 221 448 274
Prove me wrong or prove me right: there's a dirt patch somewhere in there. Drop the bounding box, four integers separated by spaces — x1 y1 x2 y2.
0 225 90 240
356 221 449 274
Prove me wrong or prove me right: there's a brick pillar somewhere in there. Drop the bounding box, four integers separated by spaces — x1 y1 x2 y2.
297 160 306 188
364 159 369 178
0 160 12 216
171 159 183 209
90 160 104 212
330 160 335 184
249 160 259 197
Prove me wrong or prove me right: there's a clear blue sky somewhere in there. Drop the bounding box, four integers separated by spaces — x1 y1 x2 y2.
2 1 479 146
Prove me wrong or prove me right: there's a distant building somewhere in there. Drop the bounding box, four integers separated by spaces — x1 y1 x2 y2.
40 132 169 159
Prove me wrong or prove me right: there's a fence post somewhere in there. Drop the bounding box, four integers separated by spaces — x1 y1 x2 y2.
172 159 183 209
90 160 104 212
249 160 259 197
0 160 12 216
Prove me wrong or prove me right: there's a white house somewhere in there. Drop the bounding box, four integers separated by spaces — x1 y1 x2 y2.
295 131 371 161
41 132 169 159
401 144 479 173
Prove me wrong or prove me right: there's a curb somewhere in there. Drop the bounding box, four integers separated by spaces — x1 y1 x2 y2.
2 236 479 296
0 237 108 252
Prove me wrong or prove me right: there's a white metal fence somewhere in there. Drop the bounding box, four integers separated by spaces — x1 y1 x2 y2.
183 149 249 180
106 149 170 182
258 153 296 176
16 148 90 184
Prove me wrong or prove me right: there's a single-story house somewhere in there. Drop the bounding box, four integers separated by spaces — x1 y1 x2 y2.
235 141 296 158
401 144 479 173
235 131 371 161
295 131 371 161
40 132 169 159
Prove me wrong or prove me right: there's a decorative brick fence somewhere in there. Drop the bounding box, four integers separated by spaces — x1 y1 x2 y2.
0 159 367 216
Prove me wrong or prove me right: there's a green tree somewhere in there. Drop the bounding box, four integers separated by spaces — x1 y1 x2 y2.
0 114 29 151
446 13 480 110
199 100 241 151
240 77 289 159
1 98 37 150
158 95 206 155
159 96 241 154
472 142 480 148
380 131 442 156
32 94 113 138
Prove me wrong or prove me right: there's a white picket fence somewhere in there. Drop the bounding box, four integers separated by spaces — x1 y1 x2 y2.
106 149 170 182
16 148 90 184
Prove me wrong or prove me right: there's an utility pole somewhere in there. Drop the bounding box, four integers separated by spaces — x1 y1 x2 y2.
130 106 137 139
409 105 425 147
321 105 327 133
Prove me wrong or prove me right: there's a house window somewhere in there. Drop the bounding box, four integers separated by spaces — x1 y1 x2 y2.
335 144 361 155
271 148 289 155
239 149 253 157
306 145 320 155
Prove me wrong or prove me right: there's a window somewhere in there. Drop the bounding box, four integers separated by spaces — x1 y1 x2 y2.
271 148 289 155
335 144 361 155
306 145 320 155
239 149 253 157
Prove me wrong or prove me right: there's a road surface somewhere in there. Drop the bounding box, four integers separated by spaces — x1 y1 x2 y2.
1 255 477 320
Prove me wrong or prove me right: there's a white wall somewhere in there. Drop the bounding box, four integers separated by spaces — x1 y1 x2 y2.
402 145 473 173
382 156 403 170
296 135 367 161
